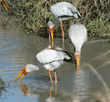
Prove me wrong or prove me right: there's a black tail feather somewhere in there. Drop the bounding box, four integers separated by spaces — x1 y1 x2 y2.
62 50 75 62
58 15 74 19
43 48 76 64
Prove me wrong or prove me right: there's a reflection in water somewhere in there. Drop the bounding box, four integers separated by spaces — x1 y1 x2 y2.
85 39 109 44
72 67 90 101
2 16 12 29
13 81 58 102
49 83 57 97
46 97 55 102
83 63 110 101
49 84 53 97
88 50 110 64
13 81 39 98
55 83 57 95
46 83 57 102
77 65 81 71
96 59 110 70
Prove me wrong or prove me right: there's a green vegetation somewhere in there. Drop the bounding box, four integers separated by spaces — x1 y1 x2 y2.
8 0 110 38
87 14 110 37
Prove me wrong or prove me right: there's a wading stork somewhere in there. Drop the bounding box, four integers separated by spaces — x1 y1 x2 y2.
47 2 82 49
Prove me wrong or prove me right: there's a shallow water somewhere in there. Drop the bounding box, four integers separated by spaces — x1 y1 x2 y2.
0 12 110 102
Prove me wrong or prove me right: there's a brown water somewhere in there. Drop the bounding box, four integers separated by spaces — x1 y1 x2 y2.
0 12 110 102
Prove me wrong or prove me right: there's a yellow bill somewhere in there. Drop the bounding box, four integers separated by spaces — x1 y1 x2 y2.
51 32 53 46
48 27 54 46
76 58 80 65
13 67 28 81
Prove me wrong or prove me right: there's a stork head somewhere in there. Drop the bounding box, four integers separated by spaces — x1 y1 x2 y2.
47 20 55 29
13 64 39 81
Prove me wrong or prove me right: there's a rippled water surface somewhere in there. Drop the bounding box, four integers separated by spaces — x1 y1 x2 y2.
0 12 110 102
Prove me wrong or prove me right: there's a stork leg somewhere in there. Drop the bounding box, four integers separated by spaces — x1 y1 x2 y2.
55 82 57 95
1 0 11 12
6 3 11 12
48 69 53 84
60 21 65 50
54 70 57 84
64 20 70 38
67 20 69 26
49 83 53 97
2 2 8 12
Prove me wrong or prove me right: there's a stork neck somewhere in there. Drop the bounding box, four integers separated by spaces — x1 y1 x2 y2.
51 17 58 25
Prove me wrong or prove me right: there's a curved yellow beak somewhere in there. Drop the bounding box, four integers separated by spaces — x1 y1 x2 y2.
13 67 28 81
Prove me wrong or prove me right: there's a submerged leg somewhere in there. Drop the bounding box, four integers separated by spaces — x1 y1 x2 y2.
49 83 53 97
48 69 53 84
60 21 65 50
55 82 57 95
54 70 57 84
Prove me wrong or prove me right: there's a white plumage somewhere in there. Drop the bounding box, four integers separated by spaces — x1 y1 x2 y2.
69 23 87 55
36 45 70 71
25 64 39 72
51 2 81 20
69 23 87 65
47 2 82 28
